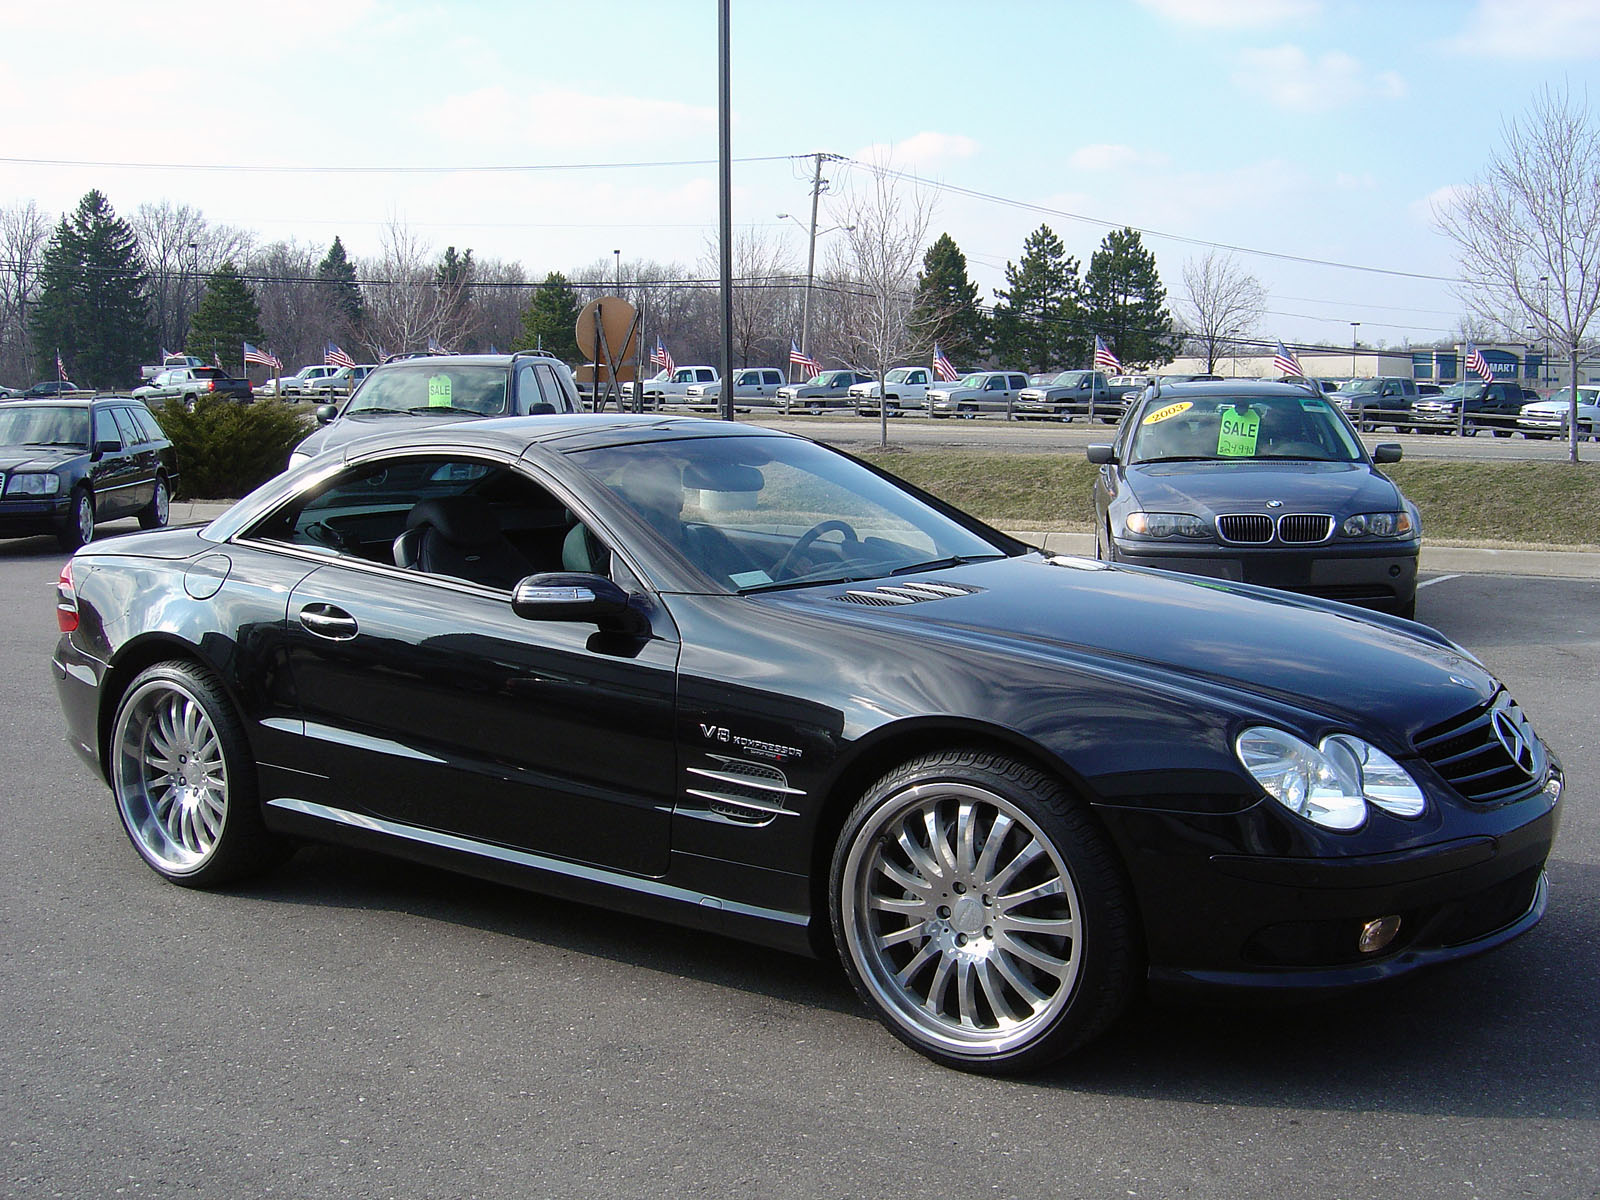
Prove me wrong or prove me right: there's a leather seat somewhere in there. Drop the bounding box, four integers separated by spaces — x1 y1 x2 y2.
392 496 534 589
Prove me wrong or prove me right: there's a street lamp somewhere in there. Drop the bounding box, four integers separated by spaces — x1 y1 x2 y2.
1350 321 1361 379
777 211 854 379
613 249 621 294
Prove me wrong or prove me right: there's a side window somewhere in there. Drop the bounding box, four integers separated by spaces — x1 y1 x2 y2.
533 364 572 412
986 377 1004 391
132 408 165 443
909 370 926 384
110 407 144 446
697 369 715 382
517 364 548 410
92 409 125 449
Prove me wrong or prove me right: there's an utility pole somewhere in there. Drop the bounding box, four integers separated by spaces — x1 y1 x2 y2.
792 152 840 382
717 0 733 422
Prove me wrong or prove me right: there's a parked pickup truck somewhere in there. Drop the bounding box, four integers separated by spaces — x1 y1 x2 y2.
623 365 718 409
777 369 874 413
1411 380 1534 436
927 371 1032 417
138 354 205 382
850 366 934 416
133 365 253 407
1333 377 1419 432
683 367 787 411
1015 370 1140 422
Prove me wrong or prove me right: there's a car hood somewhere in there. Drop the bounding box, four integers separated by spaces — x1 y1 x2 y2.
294 409 487 458
770 555 1493 737
1120 460 1401 514
0 446 87 471
1522 399 1598 415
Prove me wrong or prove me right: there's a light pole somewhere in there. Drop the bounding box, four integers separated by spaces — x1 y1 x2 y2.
1350 321 1361 379
613 249 621 294
777 212 853 380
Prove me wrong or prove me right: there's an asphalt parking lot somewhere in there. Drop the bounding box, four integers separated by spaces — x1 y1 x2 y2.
2 528 1596 1199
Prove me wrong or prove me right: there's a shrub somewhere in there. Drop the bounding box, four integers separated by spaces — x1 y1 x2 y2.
154 397 311 499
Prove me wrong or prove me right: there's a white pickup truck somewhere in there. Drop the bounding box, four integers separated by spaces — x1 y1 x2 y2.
850 366 935 416
684 367 788 411
624 365 718 409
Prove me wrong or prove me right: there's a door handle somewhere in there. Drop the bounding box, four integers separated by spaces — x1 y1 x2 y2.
299 604 359 640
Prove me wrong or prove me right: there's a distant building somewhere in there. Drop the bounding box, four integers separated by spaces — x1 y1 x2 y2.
1164 343 1596 389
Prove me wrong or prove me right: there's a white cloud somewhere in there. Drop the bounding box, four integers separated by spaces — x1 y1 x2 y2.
1415 183 1476 226
1233 45 1406 112
1134 0 1319 29
1443 0 1600 60
848 132 981 171
1069 144 1170 172
422 87 716 150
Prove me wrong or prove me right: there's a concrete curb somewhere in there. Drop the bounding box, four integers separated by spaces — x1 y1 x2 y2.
170 502 1598 581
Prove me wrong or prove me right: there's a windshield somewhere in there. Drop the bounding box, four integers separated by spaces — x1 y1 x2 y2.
1129 394 1364 464
0 405 90 447
347 363 509 415
1051 372 1088 386
568 434 1006 592
1544 388 1598 404
1439 383 1482 399
1340 379 1383 394
885 368 911 384
956 374 987 388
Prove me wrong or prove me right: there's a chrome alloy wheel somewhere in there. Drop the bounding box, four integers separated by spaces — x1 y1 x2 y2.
840 781 1085 1058
113 677 229 874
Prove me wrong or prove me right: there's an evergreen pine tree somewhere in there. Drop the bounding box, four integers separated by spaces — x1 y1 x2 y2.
29 190 151 389
185 261 265 374
989 225 1084 373
1084 227 1179 369
316 236 364 331
515 272 582 362
908 233 988 367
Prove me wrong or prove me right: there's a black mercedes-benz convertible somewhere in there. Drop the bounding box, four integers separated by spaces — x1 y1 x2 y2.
53 415 1563 1072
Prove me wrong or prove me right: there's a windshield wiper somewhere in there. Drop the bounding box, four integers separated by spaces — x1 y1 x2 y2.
406 405 484 416
890 553 1003 575
345 408 413 418
1135 455 1217 464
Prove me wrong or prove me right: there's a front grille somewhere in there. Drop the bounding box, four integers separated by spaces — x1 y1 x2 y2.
1217 514 1273 543
1278 514 1333 543
1414 691 1544 803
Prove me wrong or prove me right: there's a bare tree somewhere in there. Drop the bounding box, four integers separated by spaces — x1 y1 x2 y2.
359 219 473 358
1179 250 1266 373
1436 84 1600 462
697 231 799 368
132 201 253 355
826 158 935 447
247 239 343 372
0 199 50 382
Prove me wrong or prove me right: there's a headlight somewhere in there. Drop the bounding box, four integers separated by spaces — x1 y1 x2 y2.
1124 511 1208 539
5 472 61 496
1340 511 1414 538
1236 727 1426 830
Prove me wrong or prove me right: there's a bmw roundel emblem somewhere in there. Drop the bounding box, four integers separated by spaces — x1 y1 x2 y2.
1266 499 1283 509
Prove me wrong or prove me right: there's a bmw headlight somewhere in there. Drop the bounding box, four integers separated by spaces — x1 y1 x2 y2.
1124 511 1208 539
5 472 61 496
1340 511 1414 538
1235 727 1426 830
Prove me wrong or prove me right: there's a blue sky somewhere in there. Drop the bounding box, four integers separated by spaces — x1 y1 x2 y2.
5 0 1599 350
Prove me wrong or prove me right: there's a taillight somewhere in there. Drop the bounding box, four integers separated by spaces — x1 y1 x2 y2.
208 380 218 392
56 562 79 633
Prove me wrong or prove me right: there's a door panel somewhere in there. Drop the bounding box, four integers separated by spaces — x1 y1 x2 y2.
284 564 680 877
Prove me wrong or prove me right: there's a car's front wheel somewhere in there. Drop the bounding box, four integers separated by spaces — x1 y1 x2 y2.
831 749 1137 1073
138 474 170 529
57 487 95 551
110 661 286 887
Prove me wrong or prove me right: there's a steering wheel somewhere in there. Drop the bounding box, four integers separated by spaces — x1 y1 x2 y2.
303 520 352 552
773 519 860 580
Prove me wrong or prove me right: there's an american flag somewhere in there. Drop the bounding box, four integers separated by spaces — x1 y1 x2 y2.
242 341 282 371
790 340 820 375
56 351 68 382
1094 335 1121 374
933 343 958 382
213 352 223 368
1273 340 1306 378
427 336 447 354
325 342 356 369
1464 341 1493 382
651 336 675 374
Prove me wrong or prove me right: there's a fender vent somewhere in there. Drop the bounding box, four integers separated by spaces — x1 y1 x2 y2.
835 581 982 606
685 756 805 824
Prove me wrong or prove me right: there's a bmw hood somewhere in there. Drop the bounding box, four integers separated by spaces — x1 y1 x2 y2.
1123 460 1402 515
779 555 1493 738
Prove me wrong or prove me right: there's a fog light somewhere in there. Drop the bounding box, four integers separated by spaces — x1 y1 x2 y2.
1358 915 1401 955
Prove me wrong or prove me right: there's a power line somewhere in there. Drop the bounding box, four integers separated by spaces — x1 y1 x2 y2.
0 154 801 175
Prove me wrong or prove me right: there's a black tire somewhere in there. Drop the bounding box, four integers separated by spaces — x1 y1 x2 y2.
57 487 95 551
1491 428 1511 438
109 661 287 888
830 748 1138 1074
138 474 171 530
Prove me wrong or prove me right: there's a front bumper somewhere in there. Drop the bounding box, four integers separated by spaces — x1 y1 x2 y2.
1109 538 1419 610
0 496 72 537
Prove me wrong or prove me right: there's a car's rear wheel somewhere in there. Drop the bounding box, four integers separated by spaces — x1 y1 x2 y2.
831 749 1137 1073
138 474 170 529
110 662 285 887
57 487 95 551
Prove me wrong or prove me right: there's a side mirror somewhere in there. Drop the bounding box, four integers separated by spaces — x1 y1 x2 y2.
315 404 338 425
1085 444 1116 464
94 438 120 458
512 572 647 635
1371 443 1403 464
